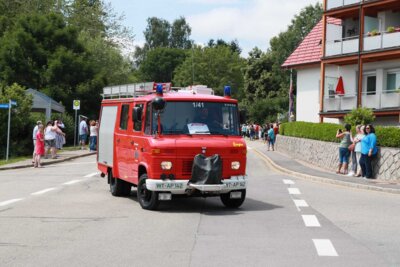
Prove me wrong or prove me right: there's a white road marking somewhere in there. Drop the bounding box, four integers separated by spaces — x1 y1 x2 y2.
293 199 309 207
312 239 338 256
288 188 301 195
63 180 83 185
0 198 24 207
31 188 56 196
56 162 96 167
283 179 295 185
247 146 253 150
302 215 321 227
84 172 100 178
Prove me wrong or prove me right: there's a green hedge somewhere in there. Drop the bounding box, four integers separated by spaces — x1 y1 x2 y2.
279 122 400 148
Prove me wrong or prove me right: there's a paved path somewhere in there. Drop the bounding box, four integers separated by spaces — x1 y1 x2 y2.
0 149 95 171
246 139 400 194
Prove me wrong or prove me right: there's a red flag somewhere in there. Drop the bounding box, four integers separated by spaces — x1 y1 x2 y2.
335 76 345 95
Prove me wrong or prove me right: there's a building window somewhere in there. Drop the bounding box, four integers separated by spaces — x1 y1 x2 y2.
366 76 376 95
386 72 400 92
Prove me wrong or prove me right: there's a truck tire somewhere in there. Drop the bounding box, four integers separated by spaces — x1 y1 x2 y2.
109 170 131 196
137 173 159 210
220 189 246 208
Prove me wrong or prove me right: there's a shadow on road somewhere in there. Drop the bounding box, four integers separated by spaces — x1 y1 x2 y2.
126 190 282 215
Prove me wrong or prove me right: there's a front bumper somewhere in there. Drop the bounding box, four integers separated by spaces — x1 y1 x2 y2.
146 176 247 194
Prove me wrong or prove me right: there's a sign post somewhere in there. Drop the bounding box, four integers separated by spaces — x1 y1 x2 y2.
73 100 80 147
3 100 17 161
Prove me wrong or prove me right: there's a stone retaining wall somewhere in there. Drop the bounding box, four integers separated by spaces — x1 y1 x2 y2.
275 135 400 181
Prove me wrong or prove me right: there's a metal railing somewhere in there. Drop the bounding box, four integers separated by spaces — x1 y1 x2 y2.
102 82 171 99
323 93 357 112
361 90 400 109
325 36 359 56
363 30 400 51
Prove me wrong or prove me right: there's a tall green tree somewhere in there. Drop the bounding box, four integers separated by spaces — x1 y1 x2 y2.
139 47 187 82
170 17 192 49
173 45 245 97
144 17 171 49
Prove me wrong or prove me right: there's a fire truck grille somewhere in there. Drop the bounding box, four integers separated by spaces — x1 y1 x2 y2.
182 160 193 176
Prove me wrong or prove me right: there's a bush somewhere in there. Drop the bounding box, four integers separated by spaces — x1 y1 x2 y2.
344 107 375 126
280 121 400 148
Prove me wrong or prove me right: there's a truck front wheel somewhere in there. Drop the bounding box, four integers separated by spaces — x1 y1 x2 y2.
109 170 131 196
137 174 159 210
220 189 246 208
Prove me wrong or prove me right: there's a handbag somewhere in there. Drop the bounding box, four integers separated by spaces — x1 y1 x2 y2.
348 143 355 152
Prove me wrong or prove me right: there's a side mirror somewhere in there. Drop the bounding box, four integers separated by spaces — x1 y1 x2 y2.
152 97 166 111
133 106 142 122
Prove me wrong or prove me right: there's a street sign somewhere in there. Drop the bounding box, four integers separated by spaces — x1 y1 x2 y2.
0 103 9 109
10 100 17 106
73 100 80 110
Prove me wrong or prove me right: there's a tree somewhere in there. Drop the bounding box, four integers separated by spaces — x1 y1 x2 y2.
173 45 245 97
170 17 192 49
0 83 34 157
144 17 171 49
139 47 187 82
344 108 375 126
207 38 242 54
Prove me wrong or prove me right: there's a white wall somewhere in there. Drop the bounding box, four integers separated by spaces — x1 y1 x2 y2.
296 67 321 123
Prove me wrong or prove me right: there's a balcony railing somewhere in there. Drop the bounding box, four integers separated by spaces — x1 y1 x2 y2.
325 36 359 56
323 94 357 112
363 30 400 51
362 90 400 109
326 0 361 10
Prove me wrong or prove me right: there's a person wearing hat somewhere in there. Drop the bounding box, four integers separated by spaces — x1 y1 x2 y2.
32 121 43 163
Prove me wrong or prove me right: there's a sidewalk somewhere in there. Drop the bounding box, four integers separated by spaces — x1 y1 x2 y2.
0 149 96 171
247 139 400 195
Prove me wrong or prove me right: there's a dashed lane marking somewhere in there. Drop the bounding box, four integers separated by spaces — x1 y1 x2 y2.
293 199 309 208
288 188 301 195
302 215 321 227
63 180 83 185
283 179 295 185
312 239 338 256
84 172 100 178
0 198 24 207
31 188 56 196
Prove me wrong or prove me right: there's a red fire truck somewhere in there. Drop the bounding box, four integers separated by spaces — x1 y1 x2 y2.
97 82 247 210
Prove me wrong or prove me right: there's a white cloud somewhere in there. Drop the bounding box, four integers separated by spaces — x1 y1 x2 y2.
179 0 241 5
187 0 321 55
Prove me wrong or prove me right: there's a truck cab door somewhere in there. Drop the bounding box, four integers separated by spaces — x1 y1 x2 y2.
115 103 130 180
131 102 145 184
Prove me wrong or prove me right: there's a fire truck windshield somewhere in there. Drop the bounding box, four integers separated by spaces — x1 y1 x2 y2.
148 101 240 136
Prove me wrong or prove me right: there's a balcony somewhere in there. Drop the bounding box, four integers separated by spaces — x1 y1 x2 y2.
325 37 359 56
363 30 400 51
324 94 357 112
362 90 400 109
326 0 361 11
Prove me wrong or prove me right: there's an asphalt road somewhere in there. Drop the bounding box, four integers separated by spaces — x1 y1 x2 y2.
0 150 399 267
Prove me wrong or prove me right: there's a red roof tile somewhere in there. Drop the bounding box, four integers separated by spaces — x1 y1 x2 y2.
282 17 341 68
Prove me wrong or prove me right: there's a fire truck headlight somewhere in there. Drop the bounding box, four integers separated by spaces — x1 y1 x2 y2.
231 161 240 170
161 161 172 170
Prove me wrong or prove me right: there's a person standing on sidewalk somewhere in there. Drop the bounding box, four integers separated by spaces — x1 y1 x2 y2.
34 124 45 168
79 117 88 150
336 124 352 174
32 121 42 163
352 125 365 177
267 125 275 151
89 120 98 152
359 124 378 179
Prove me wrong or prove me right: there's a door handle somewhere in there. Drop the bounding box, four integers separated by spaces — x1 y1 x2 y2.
116 139 120 143
130 141 134 145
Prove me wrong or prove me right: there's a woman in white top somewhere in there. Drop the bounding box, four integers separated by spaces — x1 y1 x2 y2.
44 121 64 159
352 125 365 177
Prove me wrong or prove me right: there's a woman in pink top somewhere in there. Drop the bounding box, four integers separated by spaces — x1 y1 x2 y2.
34 125 45 168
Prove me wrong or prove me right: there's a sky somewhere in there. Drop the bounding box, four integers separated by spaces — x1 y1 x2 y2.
107 0 321 57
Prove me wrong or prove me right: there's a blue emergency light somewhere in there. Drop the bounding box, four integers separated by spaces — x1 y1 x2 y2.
156 84 163 95
224 85 231 97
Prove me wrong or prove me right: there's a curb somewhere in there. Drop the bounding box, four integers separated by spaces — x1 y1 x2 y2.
252 147 400 195
0 152 96 171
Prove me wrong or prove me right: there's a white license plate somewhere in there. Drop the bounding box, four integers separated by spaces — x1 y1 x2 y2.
155 183 183 190
230 191 242 199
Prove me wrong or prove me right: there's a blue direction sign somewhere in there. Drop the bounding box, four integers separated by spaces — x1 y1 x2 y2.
0 103 9 109
10 100 17 106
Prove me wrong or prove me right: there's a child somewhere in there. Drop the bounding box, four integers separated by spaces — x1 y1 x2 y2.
34 125 45 168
